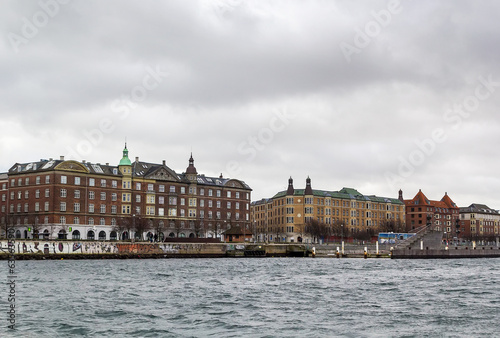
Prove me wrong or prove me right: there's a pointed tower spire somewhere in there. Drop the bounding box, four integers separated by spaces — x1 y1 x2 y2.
398 189 403 202
304 176 313 195
119 143 132 166
286 176 294 195
186 152 197 175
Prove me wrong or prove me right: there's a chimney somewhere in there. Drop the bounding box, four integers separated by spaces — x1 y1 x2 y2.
135 157 139 162
82 160 86 163
106 163 109 166
60 156 65 161
162 160 166 166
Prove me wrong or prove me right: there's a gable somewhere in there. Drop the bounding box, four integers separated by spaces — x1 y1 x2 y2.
145 167 180 182
55 161 89 173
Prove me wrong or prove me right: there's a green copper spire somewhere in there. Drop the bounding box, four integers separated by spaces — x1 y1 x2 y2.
119 143 132 166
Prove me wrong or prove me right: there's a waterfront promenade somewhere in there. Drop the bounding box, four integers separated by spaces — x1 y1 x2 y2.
1 238 499 259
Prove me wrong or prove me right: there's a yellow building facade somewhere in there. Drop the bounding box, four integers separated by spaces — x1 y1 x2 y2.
251 177 405 243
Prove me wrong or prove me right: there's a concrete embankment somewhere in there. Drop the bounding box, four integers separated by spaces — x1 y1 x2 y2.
0 240 388 259
392 246 500 259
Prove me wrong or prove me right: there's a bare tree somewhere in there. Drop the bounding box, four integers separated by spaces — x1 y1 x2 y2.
133 215 152 241
114 216 133 240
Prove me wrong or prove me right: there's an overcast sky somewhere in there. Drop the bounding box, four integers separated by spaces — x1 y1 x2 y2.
2 0 500 208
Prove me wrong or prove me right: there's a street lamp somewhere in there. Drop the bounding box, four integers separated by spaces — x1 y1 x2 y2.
455 218 460 246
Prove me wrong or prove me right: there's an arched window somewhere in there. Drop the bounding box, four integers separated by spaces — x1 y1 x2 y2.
43 229 50 239
169 232 175 238
110 231 117 241
121 231 129 240
98 231 106 240
189 233 195 238
87 230 95 240
179 233 186 238
73 230 81 240
58 229 67 240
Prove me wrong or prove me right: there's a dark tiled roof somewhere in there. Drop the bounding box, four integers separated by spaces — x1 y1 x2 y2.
270 187 402 204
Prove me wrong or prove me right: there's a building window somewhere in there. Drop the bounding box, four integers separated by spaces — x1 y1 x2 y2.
189 209 196 218
88 218 94 225
136 183 141 190
180 198 185 206
159 196 164 204
89 204 94 213
227 202 231 209
60 189 67 198
169 197 177 205
122 205 130 214
136 195 141 203
158 208 165 216
189 198 196 207
111 218 116 226
101 179 106 187
89 178 95 186
36 176 40 185
61 176 67 184
111 205 117 214
217 201 221 208
101 192 106 200
227 191 231 198
45 175 50 184
236 192 240 199
169 208 177 217
216 190 221 197
35 202 40 212
74 203 80 212
89 191 95 200
189 187 196 195
170 186 176 193
60 202 66 212
60 216 66 225
147 195 155 204
74 190 80 199
181 187 186 194
100 218 105 226
208 189 213 197
44 202 49 211
75 177 81 185
100 205 106 213
112 180 117 188
112 193 117 201
24 191 29 199
200 188 204 196
148 184 154 191
159 185 165 193
146 206 155 215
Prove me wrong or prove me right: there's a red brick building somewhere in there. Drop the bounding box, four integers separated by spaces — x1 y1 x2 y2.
0 145 252 241
459 204 499 241
399 189 459 233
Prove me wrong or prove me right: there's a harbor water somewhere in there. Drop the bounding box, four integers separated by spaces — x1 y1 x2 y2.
2 258 499 337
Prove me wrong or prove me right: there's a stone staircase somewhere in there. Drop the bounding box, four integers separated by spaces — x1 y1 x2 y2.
395 226 444 250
